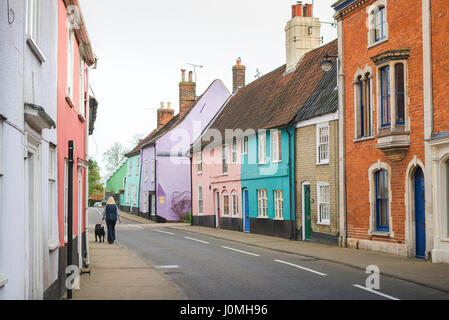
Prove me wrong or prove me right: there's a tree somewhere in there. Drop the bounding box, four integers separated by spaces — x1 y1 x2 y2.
88 159 103 197
103 141 127 174
130 133 144 148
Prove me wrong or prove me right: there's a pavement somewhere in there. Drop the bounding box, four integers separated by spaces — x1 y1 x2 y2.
163 224 449 294
72 209 184 300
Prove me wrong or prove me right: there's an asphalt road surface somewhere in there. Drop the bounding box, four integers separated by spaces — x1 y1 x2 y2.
89 208 449 300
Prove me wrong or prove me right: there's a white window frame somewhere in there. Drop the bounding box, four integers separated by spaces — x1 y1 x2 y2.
134 185 138 205
222 144 229 175
257 189 268 218
317 182 330 225
144 191 148 213
197 151 202 174
231 137 238 164
66 29 74 101
222 193 230 216
136 156 140 176
128 158 132 176
198 185 204 215
274 190 284 220
258 132 267 164
316 122 330 165
353 66 374 140
367 0 389 48
242 136 248 155
48 145 57 242
151 159 155 182
231 192 238 217
271 130 282 163
78 54 85 117
144 160 148 182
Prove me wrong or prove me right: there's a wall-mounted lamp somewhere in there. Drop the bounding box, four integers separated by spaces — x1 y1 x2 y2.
320 53 338 72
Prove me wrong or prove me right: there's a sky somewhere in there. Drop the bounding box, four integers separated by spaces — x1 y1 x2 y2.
79 0 338 177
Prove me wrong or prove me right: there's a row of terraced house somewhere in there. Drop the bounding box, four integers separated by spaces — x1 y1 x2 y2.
105 1 449 264
0 0 98 299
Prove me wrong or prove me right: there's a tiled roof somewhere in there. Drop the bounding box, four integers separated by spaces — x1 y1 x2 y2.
294 62 338 122
210 40 338 135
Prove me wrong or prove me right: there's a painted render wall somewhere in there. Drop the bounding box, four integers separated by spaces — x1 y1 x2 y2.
241 129 294 239
155 80 230 221
192 139 242 229
122 154 141 213
139 145 156 216
295 119 339 244
0 0 59 299
106 161 127 195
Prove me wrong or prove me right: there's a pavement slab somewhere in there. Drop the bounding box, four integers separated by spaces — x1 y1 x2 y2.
72 231 184 300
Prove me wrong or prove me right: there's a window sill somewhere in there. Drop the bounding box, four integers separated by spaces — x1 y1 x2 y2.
257 216 268 219
439 238 449 243
367 37 388 49
48 240 59 252
221 173 229 176
354 136 375 143
26 36 46 63
316 161 330 166
273 217 284 221
371 231 390 237
197 172 202 175
317 221 330 226
0 276 8 288
258 162 267 166
65 96 75 108
272 160 282 164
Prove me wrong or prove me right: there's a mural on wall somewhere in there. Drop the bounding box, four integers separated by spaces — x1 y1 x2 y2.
171 191 191 220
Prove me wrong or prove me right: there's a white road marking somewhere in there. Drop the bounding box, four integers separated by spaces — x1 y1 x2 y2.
155 265 179 269
153 229 175 235
184 236 210 244
353 284 400 300
95 209 103 216
221 246 260 257
129 225 144 229
274 259 327 276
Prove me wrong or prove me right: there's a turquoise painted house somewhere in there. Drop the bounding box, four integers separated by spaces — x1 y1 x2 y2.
207 40 337 239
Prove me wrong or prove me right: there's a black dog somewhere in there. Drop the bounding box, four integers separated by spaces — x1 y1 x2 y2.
95 224 105 242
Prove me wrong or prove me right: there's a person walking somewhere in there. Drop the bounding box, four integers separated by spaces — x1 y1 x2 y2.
102 197 122 244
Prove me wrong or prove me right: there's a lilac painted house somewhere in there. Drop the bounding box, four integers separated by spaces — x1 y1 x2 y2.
139 71 230 221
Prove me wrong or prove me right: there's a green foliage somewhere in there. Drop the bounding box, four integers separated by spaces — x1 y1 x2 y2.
184 212 192 224
88 159 104 197
103 142 127 174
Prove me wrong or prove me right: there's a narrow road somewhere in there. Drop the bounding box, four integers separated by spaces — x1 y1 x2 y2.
89 208 448 300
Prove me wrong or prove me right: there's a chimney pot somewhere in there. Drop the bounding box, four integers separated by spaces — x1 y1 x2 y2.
167 102 172 109
232 58 246 93
181 69 186 82
188 71 193 82
160 102 165 109
292 4 304 18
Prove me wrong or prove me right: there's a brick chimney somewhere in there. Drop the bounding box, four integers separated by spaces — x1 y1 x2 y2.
232 58 246 93
285 2 321 72
157 101 174 129
179 69 196 117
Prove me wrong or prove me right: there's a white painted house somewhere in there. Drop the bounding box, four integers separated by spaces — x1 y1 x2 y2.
0 0 59 299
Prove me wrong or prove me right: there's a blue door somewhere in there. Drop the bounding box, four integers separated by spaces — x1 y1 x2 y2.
243 189 250 233
414 168 426 259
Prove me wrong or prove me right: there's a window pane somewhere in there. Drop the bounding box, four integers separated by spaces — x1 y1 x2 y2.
375 170 389 231
381 66 390 127
395 63 405 124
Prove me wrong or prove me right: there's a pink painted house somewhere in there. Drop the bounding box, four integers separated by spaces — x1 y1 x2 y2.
192 137 243 230
191 60 245 231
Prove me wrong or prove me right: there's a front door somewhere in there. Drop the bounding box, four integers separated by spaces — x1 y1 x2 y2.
414 168 426 259
243 189 250 233
78 169 83 268
215 191 220 228
304 185 311 241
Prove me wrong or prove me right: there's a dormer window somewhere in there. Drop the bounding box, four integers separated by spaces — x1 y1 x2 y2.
367 1 388 47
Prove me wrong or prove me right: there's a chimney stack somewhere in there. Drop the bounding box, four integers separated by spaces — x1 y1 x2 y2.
179 69 196 117
285 2 321 72
157 101 174 129
232 58 246 93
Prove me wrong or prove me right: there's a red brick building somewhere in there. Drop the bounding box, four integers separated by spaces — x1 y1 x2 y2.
333 0 429 258
426 0 449 263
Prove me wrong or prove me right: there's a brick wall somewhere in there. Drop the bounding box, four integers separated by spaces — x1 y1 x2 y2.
295 119 339 237
340 0 424 252
431 0 449 134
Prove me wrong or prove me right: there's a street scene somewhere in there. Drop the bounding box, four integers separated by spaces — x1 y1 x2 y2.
1 0 449 305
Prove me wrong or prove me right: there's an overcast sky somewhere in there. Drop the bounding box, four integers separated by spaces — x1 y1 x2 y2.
80 0 337 177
